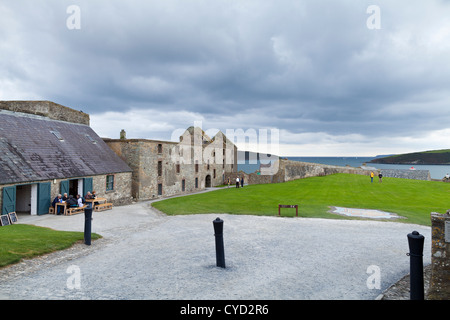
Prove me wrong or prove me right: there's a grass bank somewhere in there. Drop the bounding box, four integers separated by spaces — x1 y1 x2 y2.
0 224 101 268
152 173 450 226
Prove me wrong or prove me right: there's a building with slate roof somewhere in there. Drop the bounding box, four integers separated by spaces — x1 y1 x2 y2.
0 101 133 216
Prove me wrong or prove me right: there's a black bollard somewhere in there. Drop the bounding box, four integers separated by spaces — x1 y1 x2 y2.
213 217 226 268
407 231 425 300
84 207 93 246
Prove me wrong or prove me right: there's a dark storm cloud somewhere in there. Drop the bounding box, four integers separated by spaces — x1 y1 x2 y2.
1 0 450 155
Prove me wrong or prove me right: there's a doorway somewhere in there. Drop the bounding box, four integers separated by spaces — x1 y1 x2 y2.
15 184 37 215
61 179 84 197
2 183 48 216
69 179 83 197
205 175 211 188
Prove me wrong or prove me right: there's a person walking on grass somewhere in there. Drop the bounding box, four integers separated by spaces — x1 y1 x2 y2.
370 171 374 183
378 172 383 183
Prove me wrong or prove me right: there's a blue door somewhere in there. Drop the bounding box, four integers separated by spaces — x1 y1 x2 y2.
83 177 93 196
37 182 51 215
2 186 16 215
60 180 69 195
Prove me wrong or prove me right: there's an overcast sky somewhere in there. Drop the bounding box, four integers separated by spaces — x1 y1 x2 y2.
1 0 450 156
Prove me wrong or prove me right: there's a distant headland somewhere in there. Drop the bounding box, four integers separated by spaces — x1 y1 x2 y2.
369 149 450 165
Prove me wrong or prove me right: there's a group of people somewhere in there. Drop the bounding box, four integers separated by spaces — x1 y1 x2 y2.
51 191 97 215
370 171 383 183
227 176 245 188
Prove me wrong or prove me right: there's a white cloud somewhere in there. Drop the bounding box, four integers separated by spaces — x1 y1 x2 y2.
2 0 450 156
277 128 450 157
90 109 205 140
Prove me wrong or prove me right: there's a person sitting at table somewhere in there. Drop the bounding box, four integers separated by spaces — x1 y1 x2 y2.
76 194 84 207
67 195 78 208
91 190 101 206
84 191 94 208
52 194 63 214
62 193 68 201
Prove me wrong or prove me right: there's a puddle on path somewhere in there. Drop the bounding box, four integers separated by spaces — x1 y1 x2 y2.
329 206 405 220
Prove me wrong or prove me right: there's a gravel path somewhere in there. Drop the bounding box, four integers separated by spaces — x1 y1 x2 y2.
0 200 431 300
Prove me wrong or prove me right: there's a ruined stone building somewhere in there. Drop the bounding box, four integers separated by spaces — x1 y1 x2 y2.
0 101 133 216
105 126 238 200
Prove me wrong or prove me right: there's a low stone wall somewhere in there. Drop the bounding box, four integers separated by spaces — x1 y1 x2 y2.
226 159 371 186
427 212 450 300
225 169 282 186
229 159 432 186
380 169 431 181
282 160 369 181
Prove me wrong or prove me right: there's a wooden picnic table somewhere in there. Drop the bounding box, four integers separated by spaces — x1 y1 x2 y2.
55 202 67 215
85 197 113 212
85 197 107 204
85 197 109 211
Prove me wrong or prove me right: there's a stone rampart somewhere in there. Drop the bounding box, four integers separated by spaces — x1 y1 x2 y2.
229 159 432 186
380 169 431 181
226 159 371 186
0 100 89 125
282 160 369 181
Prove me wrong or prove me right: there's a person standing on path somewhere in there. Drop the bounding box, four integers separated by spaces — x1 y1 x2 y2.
236 177 240 188
370 171 374 183
240 176 244 188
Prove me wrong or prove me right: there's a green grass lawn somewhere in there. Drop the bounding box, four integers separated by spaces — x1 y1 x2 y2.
0 224 101 268
152 173 450 226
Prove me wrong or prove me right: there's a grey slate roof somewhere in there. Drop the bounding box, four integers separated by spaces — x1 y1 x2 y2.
0 110 131 185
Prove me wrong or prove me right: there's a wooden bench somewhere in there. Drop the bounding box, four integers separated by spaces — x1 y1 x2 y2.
65 205 86 216
278 204 298 217
94 203 113 212
49 207 55 214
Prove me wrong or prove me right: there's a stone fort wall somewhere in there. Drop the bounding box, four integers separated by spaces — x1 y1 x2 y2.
226 159 432 185
0 100 89 125
226 159 372 185
380 169 431 181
